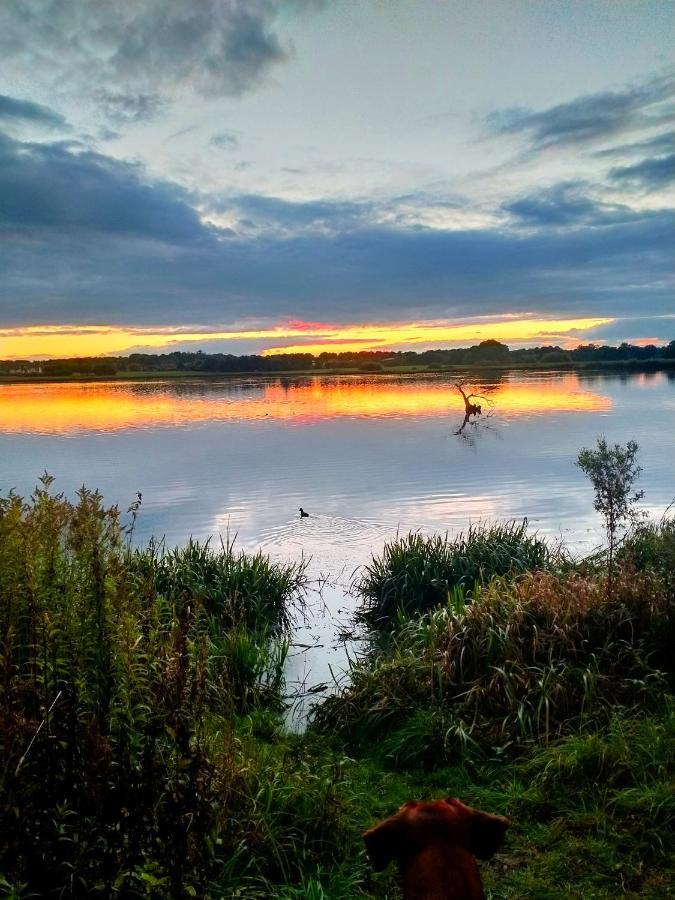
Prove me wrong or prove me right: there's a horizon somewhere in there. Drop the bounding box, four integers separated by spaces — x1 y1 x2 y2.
3 335 673 366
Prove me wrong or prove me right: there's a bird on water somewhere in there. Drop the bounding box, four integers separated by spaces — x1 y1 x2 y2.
299 508 310 518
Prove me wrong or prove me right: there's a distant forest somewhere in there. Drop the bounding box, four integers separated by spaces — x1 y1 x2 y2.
3 338 675 377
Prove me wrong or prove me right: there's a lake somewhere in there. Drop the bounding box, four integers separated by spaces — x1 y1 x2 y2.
2 370 674 721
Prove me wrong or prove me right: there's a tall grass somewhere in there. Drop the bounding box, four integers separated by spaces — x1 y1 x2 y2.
315 567 674 755
135 536 307 633
618 515 675 585
0 477 310 896
2 477 674 897
357 520 554 626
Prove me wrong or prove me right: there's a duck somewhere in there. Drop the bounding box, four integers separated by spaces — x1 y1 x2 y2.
299 507 310 518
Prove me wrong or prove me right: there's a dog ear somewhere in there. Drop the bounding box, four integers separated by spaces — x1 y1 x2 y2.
363 816 404 871
468 809 510 860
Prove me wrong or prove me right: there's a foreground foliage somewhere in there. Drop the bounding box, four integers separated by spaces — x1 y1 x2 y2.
0 479 314 897
1 479 674 897
316 566 674 755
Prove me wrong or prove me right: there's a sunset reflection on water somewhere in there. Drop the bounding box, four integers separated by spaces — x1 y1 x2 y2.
0 373 612 434
2 370 672 711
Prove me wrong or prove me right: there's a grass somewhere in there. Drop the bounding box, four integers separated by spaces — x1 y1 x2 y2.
0 477 310 896
357 520 555 626
618 515 675 585
1 479 674 897
213 702 675 898
316 566 674 753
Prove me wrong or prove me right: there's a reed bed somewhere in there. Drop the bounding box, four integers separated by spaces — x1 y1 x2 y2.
315 566 675 755
0 478 316 897
356 520 554 626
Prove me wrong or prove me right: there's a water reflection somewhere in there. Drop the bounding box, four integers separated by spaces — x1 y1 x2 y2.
0 373 611 434
1 370 672 722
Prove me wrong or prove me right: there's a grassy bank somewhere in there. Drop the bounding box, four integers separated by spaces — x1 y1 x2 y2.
1 481 674 897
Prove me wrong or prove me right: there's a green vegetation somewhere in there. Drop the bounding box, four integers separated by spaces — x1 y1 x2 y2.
577 438 644 596
357 521 553 626
1 465 674 897
316 566 672 752
2 338 674 380
0 478 321 897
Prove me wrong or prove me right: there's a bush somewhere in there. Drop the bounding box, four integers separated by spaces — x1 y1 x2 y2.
357 521 554 626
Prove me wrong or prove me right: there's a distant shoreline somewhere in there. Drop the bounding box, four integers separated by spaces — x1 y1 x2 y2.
1 357 674 385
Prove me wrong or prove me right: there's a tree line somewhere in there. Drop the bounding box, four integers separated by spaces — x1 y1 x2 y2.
2 338 674 377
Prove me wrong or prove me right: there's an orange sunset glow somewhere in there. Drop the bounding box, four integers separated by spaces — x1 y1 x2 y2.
0 316 614 360
0 375 611 435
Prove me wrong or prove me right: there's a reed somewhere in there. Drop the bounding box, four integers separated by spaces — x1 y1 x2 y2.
315 567 674 754
357 520 554 626
0 477 311 897
2 477 673 897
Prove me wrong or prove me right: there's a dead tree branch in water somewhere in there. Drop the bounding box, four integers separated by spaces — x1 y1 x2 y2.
453 382 493 436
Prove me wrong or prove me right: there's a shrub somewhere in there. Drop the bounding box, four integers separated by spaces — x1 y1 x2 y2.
576 438 644 596
356 521 554 626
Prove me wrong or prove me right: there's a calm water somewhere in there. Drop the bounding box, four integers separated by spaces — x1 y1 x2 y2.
2 371 674 720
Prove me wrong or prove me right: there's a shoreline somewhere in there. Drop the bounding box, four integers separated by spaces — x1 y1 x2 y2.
2 357 674 385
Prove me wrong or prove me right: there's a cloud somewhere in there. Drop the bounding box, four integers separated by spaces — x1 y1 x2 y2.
0 0 300 124
0 131 202 241
216 194 370 233
0 131 672 332
609 153 675 191
0 94 68 130
593 130 675 160
210 131 240 150
487 70 675 151
504 182 636 227
94 91 166 124
576 316 675 346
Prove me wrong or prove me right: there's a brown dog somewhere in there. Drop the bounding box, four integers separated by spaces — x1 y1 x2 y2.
363 797 509 900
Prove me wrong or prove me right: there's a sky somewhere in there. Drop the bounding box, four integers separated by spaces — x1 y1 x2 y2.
0 0 674 359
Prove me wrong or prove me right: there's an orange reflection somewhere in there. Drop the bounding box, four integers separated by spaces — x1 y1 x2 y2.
0 375 611 435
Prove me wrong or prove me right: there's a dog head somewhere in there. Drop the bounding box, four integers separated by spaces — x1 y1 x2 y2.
363 797 510 871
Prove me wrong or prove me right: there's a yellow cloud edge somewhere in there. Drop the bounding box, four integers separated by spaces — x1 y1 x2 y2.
0 317 613 360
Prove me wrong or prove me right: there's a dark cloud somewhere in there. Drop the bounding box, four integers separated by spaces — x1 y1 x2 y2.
210 131 240 150
487 70 675 151
0 132 672 330
0 132 202 241
593 130 675 160
220 194 369 232
0 0 298 123
609 153 675 191
504 182 640 227
576 317 675 346
0 94 67 130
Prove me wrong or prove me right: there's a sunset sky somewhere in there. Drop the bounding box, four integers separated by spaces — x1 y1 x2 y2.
1 0 673 360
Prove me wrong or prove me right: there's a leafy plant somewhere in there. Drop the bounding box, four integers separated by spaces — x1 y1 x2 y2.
576 438 644 596
0 478 309 897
